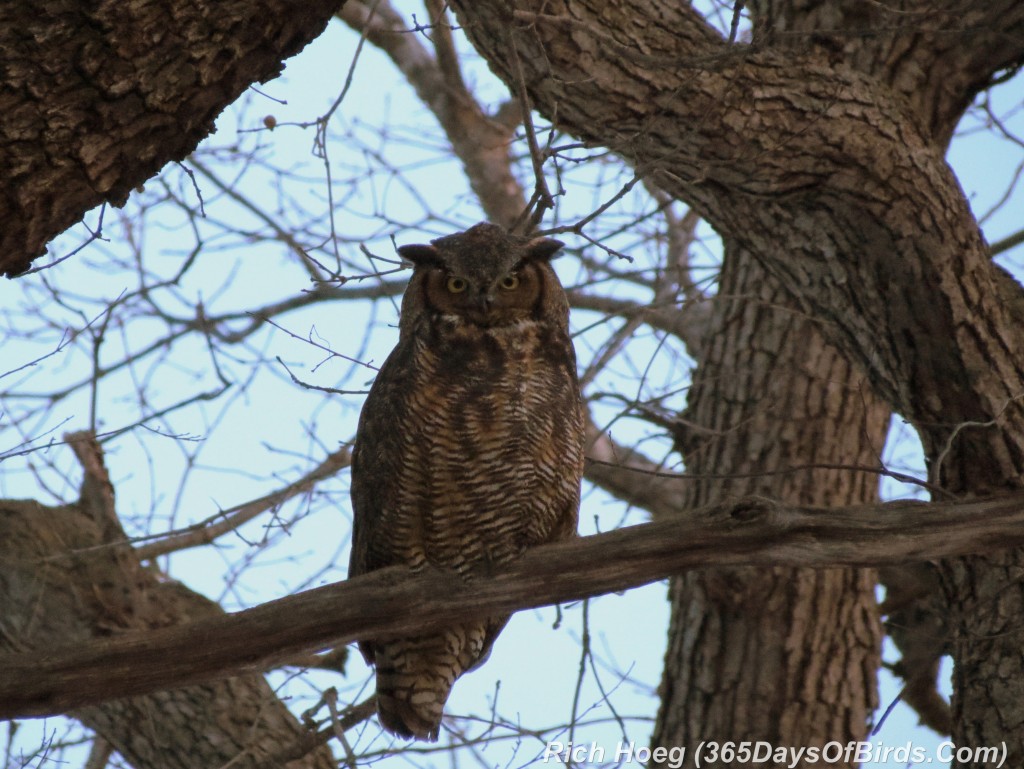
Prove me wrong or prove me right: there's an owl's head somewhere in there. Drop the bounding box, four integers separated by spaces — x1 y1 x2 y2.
397 223 566 329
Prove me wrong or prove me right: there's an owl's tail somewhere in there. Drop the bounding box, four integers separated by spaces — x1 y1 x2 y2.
372 621 493 741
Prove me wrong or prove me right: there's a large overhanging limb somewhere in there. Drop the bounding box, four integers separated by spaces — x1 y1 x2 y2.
4 491 1024 719
0 0 343 277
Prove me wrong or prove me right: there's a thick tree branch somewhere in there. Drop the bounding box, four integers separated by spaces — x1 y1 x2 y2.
749 0 1024 144
6 491 1024 719
0 0 342 276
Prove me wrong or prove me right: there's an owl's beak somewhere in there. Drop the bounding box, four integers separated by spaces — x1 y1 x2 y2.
473 291 494 312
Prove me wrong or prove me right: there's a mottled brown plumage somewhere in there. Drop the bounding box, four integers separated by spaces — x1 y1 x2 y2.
349 222 585 741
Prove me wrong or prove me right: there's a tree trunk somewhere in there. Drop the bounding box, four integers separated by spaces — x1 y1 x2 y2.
653 248 888 765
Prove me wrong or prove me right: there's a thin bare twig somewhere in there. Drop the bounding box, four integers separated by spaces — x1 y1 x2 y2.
134 446 351 560
507 28 555 231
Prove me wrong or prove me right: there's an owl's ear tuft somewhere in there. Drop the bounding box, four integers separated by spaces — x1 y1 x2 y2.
398 244 442 267
523 237 565 263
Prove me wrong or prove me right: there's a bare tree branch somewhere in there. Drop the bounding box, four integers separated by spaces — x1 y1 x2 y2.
991 228 1024 257
337 0 526 228
134 446 352 560
0 432 337 769
584 417 685 519
6 490 1024 719
568 291 708 352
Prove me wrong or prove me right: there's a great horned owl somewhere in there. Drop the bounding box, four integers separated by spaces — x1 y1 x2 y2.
349 222 585 741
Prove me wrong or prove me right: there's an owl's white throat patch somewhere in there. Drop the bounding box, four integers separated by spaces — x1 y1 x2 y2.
439 313 539 334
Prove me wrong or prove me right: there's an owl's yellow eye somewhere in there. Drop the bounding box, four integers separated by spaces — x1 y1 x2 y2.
499 274 520 290
446 276 468 293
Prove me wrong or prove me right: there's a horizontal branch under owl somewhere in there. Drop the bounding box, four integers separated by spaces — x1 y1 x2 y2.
5 489 1024 719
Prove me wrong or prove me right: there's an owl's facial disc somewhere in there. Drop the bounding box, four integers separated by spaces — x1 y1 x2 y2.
462 267 538 326
419 257 545 329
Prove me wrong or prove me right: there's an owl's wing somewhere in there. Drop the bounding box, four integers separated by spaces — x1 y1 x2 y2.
348 339 417 581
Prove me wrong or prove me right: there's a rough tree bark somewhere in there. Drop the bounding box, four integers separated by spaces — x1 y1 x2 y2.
448 0 1024 763
0 0 342 277
654 247 889 765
